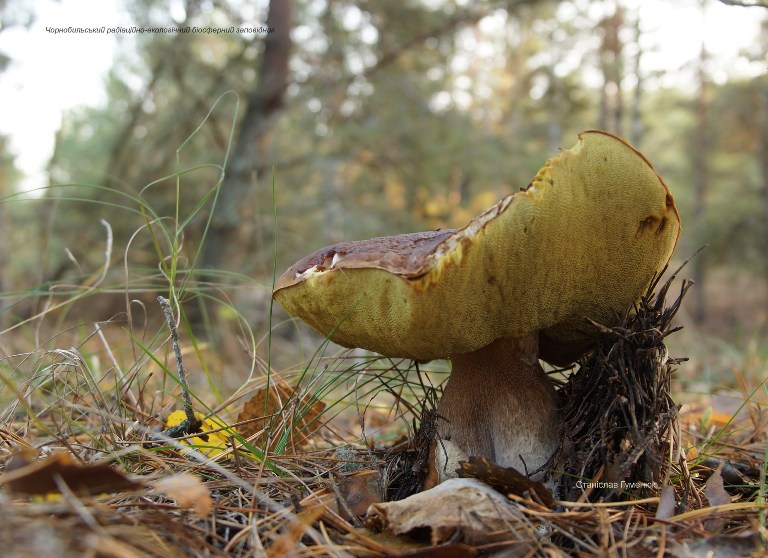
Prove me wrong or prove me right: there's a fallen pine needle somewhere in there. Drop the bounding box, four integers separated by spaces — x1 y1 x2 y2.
668 501 768 522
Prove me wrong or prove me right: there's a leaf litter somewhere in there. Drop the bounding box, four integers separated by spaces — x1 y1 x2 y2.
0 266 766 556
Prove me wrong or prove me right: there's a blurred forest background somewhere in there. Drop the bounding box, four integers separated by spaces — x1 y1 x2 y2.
0 0 766 396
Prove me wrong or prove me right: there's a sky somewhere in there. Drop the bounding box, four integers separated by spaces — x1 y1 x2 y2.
0 0 122 193
0 0 764 193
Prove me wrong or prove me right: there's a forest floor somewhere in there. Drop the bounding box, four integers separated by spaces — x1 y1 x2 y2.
0 270 766 557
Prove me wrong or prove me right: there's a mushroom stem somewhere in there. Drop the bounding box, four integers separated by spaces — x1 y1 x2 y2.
430 334 559 483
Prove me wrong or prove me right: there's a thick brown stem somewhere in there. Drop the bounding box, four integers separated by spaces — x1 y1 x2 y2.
431 335 559 483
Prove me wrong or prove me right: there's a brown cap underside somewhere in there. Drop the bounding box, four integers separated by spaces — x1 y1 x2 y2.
275 229 458 291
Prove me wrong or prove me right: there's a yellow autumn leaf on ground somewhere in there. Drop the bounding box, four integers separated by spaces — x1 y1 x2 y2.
165 411 234 457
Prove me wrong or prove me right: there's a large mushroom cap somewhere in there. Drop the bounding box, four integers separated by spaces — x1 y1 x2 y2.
273 130 680 364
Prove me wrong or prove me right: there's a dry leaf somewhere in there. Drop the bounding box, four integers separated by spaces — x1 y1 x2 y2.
236 379 325 451
457 455 555 508
398 543 480 558
704 462 731 532
1 451 144 496
656 484 676 520
360 533 479 558
366 478 532 546
666 533 763 558
705 462 731 508
700 458 752 486
336 469 383 519
152 473 212 517
267 504 326 558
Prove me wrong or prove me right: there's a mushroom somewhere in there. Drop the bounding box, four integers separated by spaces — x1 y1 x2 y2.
273 130 680 485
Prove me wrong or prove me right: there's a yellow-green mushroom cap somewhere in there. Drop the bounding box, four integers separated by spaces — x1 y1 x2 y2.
273 130 680 365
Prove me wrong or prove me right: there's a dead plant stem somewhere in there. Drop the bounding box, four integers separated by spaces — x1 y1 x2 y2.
158 295 202 435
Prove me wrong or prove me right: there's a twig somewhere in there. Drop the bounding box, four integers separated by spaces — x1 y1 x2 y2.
158 295 202 437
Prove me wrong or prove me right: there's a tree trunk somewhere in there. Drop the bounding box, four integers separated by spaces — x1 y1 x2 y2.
691 3 709 325
0 138 9 331
598 2 624 135
629 10 643 147
202 0 293 274
760 78 768 303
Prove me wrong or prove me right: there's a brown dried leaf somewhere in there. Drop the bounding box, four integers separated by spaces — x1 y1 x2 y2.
666 533 763 558
1 451 144 496
361 530 481 557
152 473 212 517
457 455 555 508
266 503 326 558
705 462 731 508
397 543 480 558
656 484 676 520
336 469 383 519
704 462 731 532
236 379 325 450
366 478 533 547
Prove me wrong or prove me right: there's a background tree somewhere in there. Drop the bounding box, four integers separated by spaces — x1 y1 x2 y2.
597 0 624 135
202 0 293 274
691 0 710 324
757 17 768 304
1 0 763 342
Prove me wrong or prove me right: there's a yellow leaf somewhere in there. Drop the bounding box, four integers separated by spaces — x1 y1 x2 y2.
165 410 233 457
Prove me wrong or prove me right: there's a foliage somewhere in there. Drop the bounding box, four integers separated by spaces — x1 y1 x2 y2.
0 1 761 306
